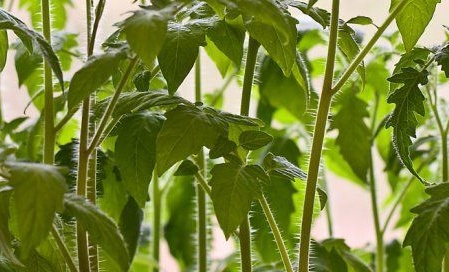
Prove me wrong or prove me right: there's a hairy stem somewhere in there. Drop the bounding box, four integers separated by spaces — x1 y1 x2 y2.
238 36 260 272
320 176 333 237
195 55 208 272
297 0 339 270
369 151 383 272
259 195 294 272
152 173 161 272
51 226 78 272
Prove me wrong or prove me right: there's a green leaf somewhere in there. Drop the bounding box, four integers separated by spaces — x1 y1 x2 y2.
0 190 22 266
118 197 143 262
19 0 71 30
0 9 64 89
263 152 306 180
210 163 267 239
346 16 373 26
239 130 273 150
209 135 238 159
156 104 224 175
259 57 308 119
95 90 191 119
435 44 449 78
115 113 164 207
204 35 233 77
316 239 372 272
0 30 7 72
331 91 371 182
310 240 348 272
288 1 330 28
164 176 196 269
391 0 441 52
68 50 127 111
174 160 199 176
386 67 429 182
158 22 205 94
120 8 171 67
404 183 449 272
338 24 365 86
244 14 297 76
207 20 244 67
7 163 67 257
63 194 130 271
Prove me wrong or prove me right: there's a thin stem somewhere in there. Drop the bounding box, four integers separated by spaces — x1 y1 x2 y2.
331 0 410 94
51 226 78 272
369 150 383 272
195 55 208 272
259 195 294 272
89 0 106 56
320 176 334 237
297 0 339 270
194 172 212 196
87 57 138 154
238 36 260 272
152 172 161 272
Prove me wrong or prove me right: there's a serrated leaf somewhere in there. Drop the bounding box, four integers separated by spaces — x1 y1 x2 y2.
263 152 306 180
403 183 449 272
319 239 372 272
0 9 64 89
0 30 7 72
115 113 164 207
158 22 205 94
7 163 67 258
120 8 171 67
174 160 199 176
385 67 429 182
68 50 127 111
164 176 196 269
156 104 224 175
338 24 365 86
435 44 449 78
207 20 244 67
391 0 441 52
288 1 330 28
244 14 297 76
118 197 143 262
331 91 371 182
239 130 273 150
210 163 267 239
63 194 130 271
209 135 237 159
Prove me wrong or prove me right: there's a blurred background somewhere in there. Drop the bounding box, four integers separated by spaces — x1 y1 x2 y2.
2 0 449 271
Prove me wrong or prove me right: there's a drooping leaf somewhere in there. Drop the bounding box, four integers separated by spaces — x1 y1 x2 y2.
209 135 237 159
115 113 164 207
119 7 172 67
174 160 199 176
435 44 449 78
239 130 273 150
263 152 306 180
288 1 330 28
385 67 429 182
244 14 297 76
207 19 244 67
210 163 267 239
118 197 143 262
63 194 130 271
164 176 196 269
158 22 205 94
338 24 365 86
404 183 449 272
391 0 441 51
0 30 7 72
0 9 64 89
331 91 371 182
0 190 22 266
204 35 233 77
7 163 67 258
67 50 127 111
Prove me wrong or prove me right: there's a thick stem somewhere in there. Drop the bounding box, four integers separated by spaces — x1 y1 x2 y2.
152 173 161 272
238 36 260 272
297 0 340 270
195 56 208 272
331 0 410 94
259 195 294 272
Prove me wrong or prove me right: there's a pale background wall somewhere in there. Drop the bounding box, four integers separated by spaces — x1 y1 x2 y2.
2 1 449 271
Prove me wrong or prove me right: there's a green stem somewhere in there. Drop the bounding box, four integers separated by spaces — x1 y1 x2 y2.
331 0 410 94
238 36 260 272
259 195 294 272
51 226 78 272
87 57 138 154
298 0 339 270
152 172 161 272
195 55 208 272
320 176 333 237
194 172 212 196
369 150 383 272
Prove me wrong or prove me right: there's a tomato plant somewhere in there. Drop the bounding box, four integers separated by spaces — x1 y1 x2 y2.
0 0 448 271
